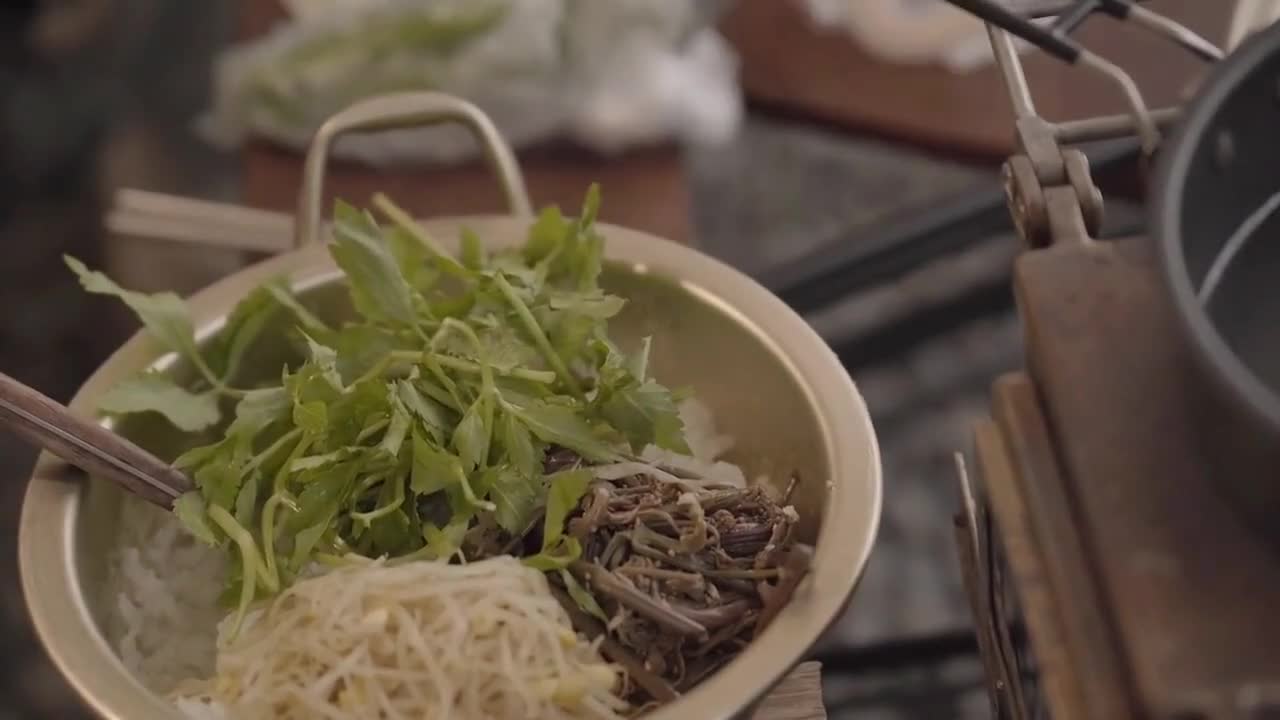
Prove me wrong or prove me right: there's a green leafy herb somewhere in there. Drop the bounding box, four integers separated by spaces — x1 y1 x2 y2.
290 522 330 571
524 206 568 264
523 468 590 570
174 492 219 546
542 469 591 549
328 324 402 385
494 273 582 398
547 290 625 319
397 380 449 439
411 432 464 496
460 228 487 270
293 400 328 436
70 186 694 637
263 280 329 335
422 518 469 561
500 410 539 480
329 201 417 325
628 336 652 382
561 568 608 622
378 391 412 457
486 464 540 534
507 399 617 462
98 372 221 433
228 387 291 437
371 192 469 278
365 480 412 555
65 257 214 383
208 285 281 383
522 536 583 571
233 470 262 531
600 380 690 454
452 396 491 471
193 443 250 511
286 461 359 534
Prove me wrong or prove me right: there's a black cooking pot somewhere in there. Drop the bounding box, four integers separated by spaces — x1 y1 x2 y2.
1154 21 1280 540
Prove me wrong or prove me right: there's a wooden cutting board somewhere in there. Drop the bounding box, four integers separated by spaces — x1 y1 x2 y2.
722 0 1230 159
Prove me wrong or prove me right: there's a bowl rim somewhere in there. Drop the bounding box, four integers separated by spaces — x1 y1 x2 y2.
20 215 882 720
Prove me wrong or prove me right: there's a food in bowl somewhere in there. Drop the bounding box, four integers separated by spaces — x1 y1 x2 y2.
74 187 811 719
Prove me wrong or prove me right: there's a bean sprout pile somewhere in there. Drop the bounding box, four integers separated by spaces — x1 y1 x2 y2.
175 556 627 720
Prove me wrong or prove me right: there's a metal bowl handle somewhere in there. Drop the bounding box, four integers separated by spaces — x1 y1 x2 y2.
296 92 533 249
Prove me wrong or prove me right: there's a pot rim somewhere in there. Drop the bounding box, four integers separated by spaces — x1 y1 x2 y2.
19 215 882 720
1153 21 1280 437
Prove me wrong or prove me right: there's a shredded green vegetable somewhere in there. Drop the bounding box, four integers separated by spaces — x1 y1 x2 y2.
68 186 691 628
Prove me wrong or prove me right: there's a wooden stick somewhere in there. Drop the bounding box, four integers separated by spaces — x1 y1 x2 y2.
750 661 825 720
0 371 189 507
108 188 294 255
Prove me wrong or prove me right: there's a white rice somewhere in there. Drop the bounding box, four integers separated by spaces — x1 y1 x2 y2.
172 697 230 720
104 498 226 696
103 398 735 714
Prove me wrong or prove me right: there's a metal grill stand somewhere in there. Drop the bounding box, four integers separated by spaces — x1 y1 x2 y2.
948 3 1280 720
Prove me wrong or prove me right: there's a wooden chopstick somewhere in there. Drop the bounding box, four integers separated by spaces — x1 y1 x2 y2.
0 371 189 507
108 189 295 255
106 211 292 255
114 189 293 235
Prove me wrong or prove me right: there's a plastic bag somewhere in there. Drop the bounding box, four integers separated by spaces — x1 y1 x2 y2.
802 0 1019 73
199 0 742 166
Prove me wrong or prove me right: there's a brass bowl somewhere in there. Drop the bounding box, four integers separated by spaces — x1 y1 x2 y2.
19 94 881 720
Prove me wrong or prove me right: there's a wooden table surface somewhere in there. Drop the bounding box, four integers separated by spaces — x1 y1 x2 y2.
237 1 694 245
751 662 826 720
723 0 1230 160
